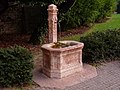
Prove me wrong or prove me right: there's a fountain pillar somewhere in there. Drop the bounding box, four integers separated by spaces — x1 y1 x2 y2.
47 4 58 43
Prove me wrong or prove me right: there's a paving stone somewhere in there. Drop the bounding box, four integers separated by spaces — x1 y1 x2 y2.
32 61 120 90
33 64 97 89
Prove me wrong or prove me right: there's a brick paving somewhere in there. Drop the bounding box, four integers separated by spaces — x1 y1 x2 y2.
33 64 97 89
33 61 120 90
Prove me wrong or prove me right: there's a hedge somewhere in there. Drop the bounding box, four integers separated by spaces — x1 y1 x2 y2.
80 29 120 63
0 46 33 87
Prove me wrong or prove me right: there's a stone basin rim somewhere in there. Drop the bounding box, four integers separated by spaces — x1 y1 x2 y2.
41 40 84 51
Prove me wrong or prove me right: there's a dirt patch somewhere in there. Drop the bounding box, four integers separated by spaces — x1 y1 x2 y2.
0 27 89 89
0 27 89 69
0 26 89 48
59 26 90 38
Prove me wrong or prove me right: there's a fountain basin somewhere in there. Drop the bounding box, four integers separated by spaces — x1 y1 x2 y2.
41 41 84 78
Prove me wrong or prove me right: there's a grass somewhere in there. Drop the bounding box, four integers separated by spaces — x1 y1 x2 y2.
86 14 120 34
61 34 80 41
62 14 120 41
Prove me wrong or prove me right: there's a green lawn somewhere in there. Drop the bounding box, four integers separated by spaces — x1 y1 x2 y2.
61 34 81 41
86 14 120 33
62 14 120 41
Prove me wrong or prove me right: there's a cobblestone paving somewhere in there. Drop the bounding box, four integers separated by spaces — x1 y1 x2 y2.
33 61 120 90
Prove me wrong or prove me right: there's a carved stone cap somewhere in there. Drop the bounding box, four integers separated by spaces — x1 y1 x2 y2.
48 4 58 11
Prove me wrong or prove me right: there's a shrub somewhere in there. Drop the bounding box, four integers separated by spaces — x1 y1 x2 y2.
97 0 116 22
18 0 65 6
0 46 33 87
28 25 48 45
61 0 100 29
62 0 116 29
18 0 116 31
19 0 66 44
80 29 120 63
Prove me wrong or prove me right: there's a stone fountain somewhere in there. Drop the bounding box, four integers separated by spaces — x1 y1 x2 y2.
41 40 84 78
41 4 85 78
33 4 97 89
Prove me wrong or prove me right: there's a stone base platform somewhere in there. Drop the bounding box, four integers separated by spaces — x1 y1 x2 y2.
33 64 97 89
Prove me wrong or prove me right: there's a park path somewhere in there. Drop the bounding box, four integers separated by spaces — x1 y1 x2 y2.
33 60 120 90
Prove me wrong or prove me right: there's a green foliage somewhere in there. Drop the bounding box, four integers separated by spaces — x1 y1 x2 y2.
23 5 48 44
62 14 120 42
28 25 48 45
18 0 116 31
88 14 120 33
18 0 65 6
0 46 33 87
36 26 48 44
63 0 116 29
80 29 120 63
97 0 116 21
64 0 99 27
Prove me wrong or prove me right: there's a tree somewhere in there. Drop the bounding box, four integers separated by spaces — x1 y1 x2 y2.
28 0 76 45
0 0 76 44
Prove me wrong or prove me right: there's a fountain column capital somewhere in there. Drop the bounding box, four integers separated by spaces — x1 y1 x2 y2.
48 4 58 11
